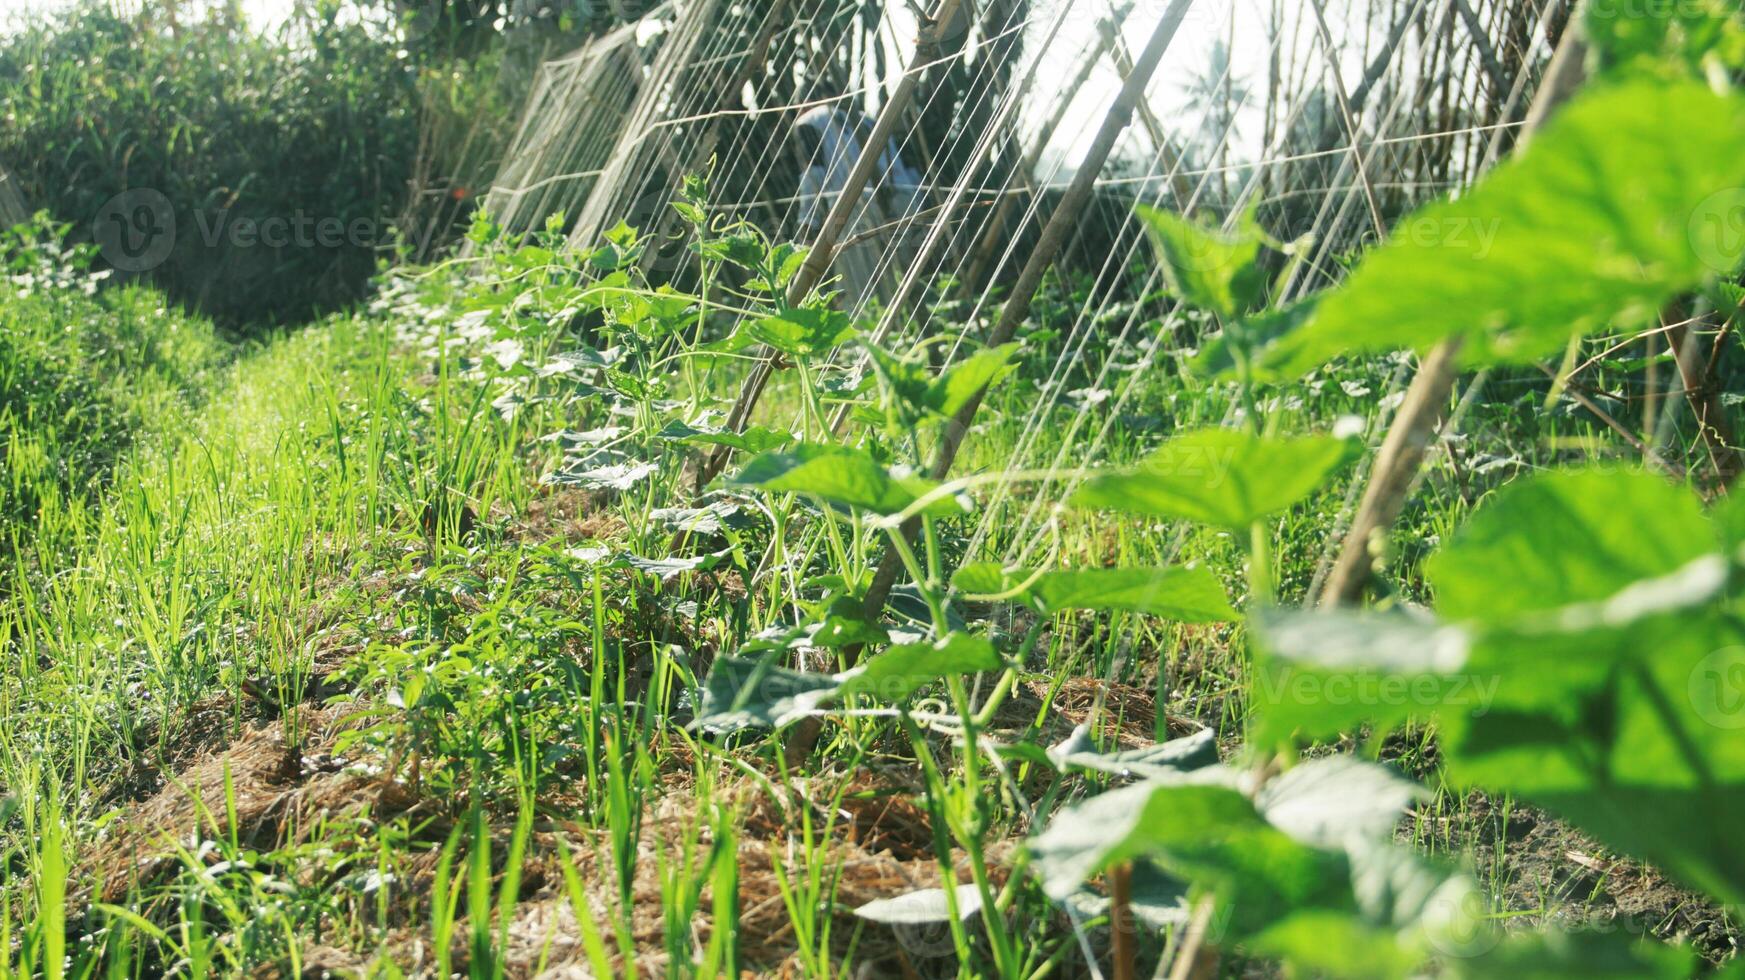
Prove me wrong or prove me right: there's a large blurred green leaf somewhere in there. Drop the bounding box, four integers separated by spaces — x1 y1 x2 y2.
1426 469 1711 621
1071 428 1357 528
1585 0 1745 79
1252 469 1745 905
1444 929 1698 979
1028 758 1465 976
1248 842 1476 980
1249 607 1478 745
1260 81 1745 376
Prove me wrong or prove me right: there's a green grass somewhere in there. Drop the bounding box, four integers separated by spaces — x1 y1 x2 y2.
0 221 228 573
0 212 1726 978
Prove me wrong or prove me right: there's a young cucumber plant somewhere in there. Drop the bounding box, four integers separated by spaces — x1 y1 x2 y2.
1016 5 1745 978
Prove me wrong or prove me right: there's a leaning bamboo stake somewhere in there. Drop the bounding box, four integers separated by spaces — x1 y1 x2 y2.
859 0 1197 621
1095 16 1194 210
1318 31 1587 608
960 32 1110 291
777 0 1198 770
696 0 967 488
569 0 722 250
637 0 793 275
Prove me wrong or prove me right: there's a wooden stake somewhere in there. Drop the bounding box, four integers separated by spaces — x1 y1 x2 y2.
1318 30 1586 608
1110 861 1137 980
859 0 1197 622
1166 895 1220 980
697 0 968 487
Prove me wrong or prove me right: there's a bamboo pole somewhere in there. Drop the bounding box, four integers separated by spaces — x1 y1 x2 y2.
1318 30 1586 607
1096 16 1195 210
696 0 968 488
960 31 1110 291
567 0 722 251
859 0 1198 622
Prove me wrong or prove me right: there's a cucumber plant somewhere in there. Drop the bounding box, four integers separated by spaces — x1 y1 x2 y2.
1008 4 1745 977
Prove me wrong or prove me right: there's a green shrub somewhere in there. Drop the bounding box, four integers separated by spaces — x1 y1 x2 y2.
0 3 420 329
0 216 226 552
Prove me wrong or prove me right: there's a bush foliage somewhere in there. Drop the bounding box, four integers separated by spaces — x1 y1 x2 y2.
0 4 421 328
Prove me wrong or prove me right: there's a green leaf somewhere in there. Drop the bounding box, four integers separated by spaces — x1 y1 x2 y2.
1030 759 1470 977
649 500 756 536
836 632 1002 702
949 561 1025 596
804 595 888 648
692 633 1001 732
924 343 1020 417
1071 428 1357 528
692 656 839 733
1585 0 1745 80
1051 728 1220 780
1426 469 1711 622
656 414 792 454
670 200 707 225
1254 756 1425 850
1442 610 1745 905
764 242 809 288
1249 607 1477 745
616 552 723 580
542 460 659 491
952 562 1237 622
861 342 932 416
1026 767 1256 900
601 219 638 247
1032 565 1238 622
1261 81 1745 376
1712 485 1745 551
1192 297 1318 378
1056 861 1192 931
745 307 856 356
853 885 983 925
1254 470 1745 904
1250 842 1481 980
1136 206 1266 319
730 444 968 518
694 231 765 270
1245 911 1425 980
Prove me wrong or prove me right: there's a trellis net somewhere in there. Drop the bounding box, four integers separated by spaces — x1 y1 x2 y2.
479 0 1571 568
